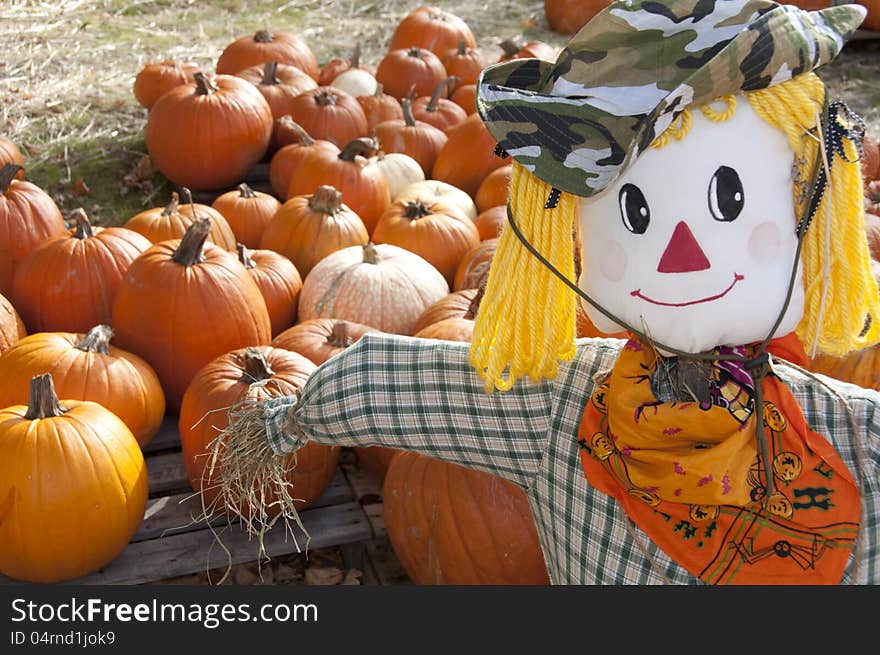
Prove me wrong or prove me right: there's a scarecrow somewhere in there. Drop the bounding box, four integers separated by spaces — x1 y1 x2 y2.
213 0 880 584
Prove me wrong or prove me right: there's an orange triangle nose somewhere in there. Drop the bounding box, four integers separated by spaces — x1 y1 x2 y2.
657 221 711 273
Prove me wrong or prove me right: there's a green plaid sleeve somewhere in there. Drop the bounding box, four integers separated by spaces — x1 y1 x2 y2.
264 333 556 488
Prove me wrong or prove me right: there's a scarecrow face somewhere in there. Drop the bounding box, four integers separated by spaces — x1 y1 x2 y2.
577 97 805 354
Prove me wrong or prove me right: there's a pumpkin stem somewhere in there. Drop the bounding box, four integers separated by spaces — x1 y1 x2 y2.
0 163 23 193
75 324 114 355
261 61 280 85
402 199 432 220
179 187 202 220
254 30 273 43
71 208 94 240
238 182 258 199
328 321 354 348
401 97 417 127
237 243 256 269
172 218 211 266
308 185 343 214
162 191 180 216
457 40 467 56
362 242 380 265
500 39 521 58
25 374 67 420
275 116 315 146
406 47 423 58
350 42 361 69
426 77 457 111
314 89 339 107
194 72 218 96
241 347 275 382
339 137 379 162
465 286 484 321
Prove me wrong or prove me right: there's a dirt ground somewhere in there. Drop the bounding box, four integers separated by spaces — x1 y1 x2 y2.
1 0 878 228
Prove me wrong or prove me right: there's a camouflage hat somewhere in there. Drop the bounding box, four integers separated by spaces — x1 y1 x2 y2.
477 0 867 197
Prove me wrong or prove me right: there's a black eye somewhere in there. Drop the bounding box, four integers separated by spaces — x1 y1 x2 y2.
618 183 650 234
708 166 744 222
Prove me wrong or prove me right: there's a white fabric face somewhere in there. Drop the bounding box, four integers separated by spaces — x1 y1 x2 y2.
577 96 805 354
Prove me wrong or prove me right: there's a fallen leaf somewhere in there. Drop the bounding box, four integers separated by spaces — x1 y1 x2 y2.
305 566 344 586
341 569 363 585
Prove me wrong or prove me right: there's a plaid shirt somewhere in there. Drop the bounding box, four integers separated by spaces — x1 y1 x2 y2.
263 334 880 585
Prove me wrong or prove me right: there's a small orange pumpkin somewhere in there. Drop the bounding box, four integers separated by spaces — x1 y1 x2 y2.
450 83 477 115
357 84 404 133
286 85 369 148
133 60 199 110
544 0 611 34
216 29 319 80
410 77 468 132
497 38 559 62
375 47 448 101
411 287 479 335
318 42 374 86
237 244 302 337
375 98 448 178
0 137 25 179
474 205 508 240
211 183 282 249
388 6 477 58
269 118 340 199
125 189 238 251
475 164 512 213
272 318 376 366
432 113 510 197
441 41 487 88
453 237 497 291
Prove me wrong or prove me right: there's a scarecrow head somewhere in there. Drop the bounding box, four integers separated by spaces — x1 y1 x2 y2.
472 0 880 390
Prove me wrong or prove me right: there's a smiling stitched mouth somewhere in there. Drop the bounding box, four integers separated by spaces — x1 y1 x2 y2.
630 274 744 308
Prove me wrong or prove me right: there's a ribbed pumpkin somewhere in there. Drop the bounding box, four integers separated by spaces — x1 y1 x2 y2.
497 38 560 62
375 98 448 177
375 151 425 200
388 6 477 58
432 113 510 197
286 85 369 148
475 165 512 213
146 72 273 191
272 318 376 366
0 374 148 584
111 219 272 413
260 185 368 278
383 450 549 585
357 84 404 133
441 41 486 88
269 119 340 199
453 237 497 291
179 346 338 514
12 209 151 333
286 137 391 233
133 60 198 110
298 242 449 334
544 0 611 34
0 292 25 354
450 83 476 115
318 42 374 86
0 325 165 447
331 68 378 99
398 179 477 220
216 29 320 79
125 189 237 251
410 77 468 132
372 194 479 286
375 47 448 101
411 287 479 335
474 205 507 240
237 244 302 337
0 164 67 297
211 183 281 249
0 137 25 179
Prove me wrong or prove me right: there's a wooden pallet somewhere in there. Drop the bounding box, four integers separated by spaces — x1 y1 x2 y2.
0 417 385 586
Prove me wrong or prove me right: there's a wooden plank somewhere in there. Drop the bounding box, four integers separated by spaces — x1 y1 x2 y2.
142 417 180 454
133 468 353 542
68 502 373 585
146 451 190 497
340 462 386 538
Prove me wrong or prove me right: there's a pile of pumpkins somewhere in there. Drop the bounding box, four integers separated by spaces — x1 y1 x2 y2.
0 2 878 586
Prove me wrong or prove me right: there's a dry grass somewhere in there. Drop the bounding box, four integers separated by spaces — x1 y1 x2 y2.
0 0 877 226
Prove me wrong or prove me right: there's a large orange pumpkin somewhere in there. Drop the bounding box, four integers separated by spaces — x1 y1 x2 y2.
211 183 281 249
0 325 165 447
298 242 449 335
179 346 338 515
0 374 148 583
375 47 448 101
12 209 151 333
450 83 476 115
432 113 510 197
409 77 468 132
111 218 272 413
544 0 611 34
0 137 25 179
0 164 66 297
146 72 273 191
268 119 340 199
237 244 302 337
133 60 199 110
0 292 25 355
260 184 368 278
125 189 237 251
388 6 477 58
374 98 448 178
285 85 369 148
216 29 320 80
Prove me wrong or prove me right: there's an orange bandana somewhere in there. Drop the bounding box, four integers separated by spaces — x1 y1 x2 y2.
578 336 861 584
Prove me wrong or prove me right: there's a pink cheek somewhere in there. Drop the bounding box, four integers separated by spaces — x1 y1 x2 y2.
747 221 782 265
598 240 628 282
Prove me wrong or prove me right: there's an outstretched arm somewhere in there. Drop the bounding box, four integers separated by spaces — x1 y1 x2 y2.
264 332 554 488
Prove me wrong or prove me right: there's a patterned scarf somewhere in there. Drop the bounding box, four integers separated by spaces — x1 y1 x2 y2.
577 334 861 584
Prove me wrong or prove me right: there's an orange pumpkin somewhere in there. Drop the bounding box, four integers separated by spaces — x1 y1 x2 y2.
298 242 449 334
0 137 25 179
318 42 374 86
441 41 487 88
410 77 468 132
475 164 512 213
388 6 477 58
12 209 151 333
179 346 338 514
237 244 302 337
272 318 376 366
260 185 369 278
375 47 448 101
269 118 340 199
211 183 281 249
125 189 237 251
806 344 880 392
133 60 198 110
357 84 404 133
216 29 320 80
411 287 479 335
497 38 560 62
372 194 480 286
286 85 369 148
544 0 611 34
111 219 272 413
0 374 148 583
146 72 273 191
453 237 497 291
474 205 508 240
286 137 391 233
0 291 26 354
383 450 550 585
375 97 448 177
0 164 66 298
432 113 510 197
450 83 477 115
0 325 165 447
